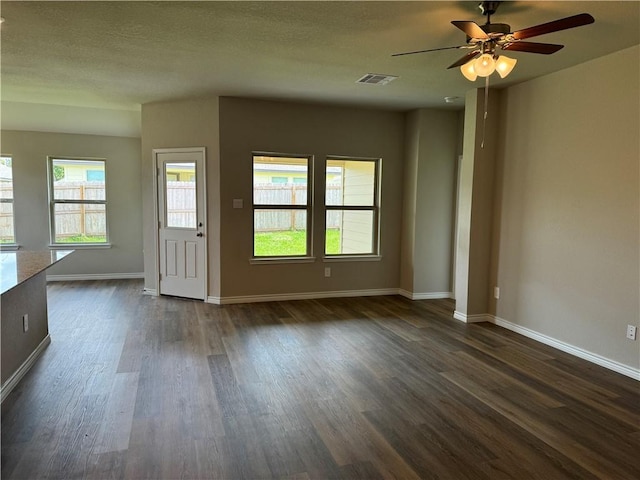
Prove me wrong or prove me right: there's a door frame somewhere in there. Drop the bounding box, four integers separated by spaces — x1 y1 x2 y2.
152 147 208 300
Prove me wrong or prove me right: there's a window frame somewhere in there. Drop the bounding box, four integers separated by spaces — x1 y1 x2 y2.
251 152 314 262
0 155 17 247
324 155 381 259
47 156 110 248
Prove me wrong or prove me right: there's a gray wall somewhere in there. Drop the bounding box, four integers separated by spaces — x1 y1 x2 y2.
135 45 640 372
140 97 407 299
401 109 461 298
0 130 143 276
218 97 405 298
455 88 501 318
400 111 420 294
140 97 221 297
491 45 640 368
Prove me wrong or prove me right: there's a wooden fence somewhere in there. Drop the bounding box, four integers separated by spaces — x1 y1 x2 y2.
0 182 14 241
254 184 341 231
53 182 106 239
0 182 343 241
166 181 197 228
166 182 342 231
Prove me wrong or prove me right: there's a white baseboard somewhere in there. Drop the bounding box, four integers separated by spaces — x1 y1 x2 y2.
489 315 640 381
208 288 400 305
453 310 490 323
47 272 144 282
1 335 51 404
143 288 158 296
399 290 452 300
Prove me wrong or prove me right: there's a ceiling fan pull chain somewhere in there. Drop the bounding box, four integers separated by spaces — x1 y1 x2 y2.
481 75 490 149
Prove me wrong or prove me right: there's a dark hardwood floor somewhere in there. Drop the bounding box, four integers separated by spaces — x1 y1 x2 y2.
1 280 638 479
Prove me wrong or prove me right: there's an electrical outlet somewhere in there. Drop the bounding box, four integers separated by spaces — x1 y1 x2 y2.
23 314 29 333
324 267 331 278
494 286 500 299
626 325 637 340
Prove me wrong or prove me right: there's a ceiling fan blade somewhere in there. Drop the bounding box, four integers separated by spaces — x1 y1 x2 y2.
392 45 468 57
502 41 564 54
511 13 594 40
447 50 480 69
451 20 490 40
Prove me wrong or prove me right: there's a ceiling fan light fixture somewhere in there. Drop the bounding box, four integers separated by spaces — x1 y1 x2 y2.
460 62 478 81
495 55 517 78
474 53 496 77
394 9 594 84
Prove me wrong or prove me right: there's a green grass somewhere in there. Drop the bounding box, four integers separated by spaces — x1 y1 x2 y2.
254 229 340 256
56 234 107 243
325 229 341 255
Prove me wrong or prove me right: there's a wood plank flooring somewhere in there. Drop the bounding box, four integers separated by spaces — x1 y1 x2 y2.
1 279 638 479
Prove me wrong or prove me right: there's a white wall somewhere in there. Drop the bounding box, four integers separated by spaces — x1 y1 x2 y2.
492 45 640 370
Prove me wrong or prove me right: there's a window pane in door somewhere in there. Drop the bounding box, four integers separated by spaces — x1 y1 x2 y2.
165 162 196 228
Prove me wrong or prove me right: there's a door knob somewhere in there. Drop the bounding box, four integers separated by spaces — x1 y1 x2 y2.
196 232 203 237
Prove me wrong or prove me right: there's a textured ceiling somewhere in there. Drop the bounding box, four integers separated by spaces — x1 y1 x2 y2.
1 1 639 112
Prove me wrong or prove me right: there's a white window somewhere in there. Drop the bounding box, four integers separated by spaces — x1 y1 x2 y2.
325 157 380 256
48 157 108 245
0 156 15 245
253 153 312 257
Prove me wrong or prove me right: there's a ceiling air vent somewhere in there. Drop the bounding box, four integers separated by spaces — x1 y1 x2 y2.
356 73 398 85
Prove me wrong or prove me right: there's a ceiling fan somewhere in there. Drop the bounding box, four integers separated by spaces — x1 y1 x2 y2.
393 1 595 80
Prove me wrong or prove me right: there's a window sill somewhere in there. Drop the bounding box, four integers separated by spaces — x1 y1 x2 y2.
323 255 382 262
0 244 21 251
250 256 316 265
49 243 112 250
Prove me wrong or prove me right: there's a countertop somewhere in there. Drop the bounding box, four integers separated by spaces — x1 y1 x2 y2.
0 250 74 295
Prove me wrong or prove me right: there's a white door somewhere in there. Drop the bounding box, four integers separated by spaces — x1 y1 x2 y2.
155 148 207 300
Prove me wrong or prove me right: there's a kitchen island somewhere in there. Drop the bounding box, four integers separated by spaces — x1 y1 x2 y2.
1 250 73 402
